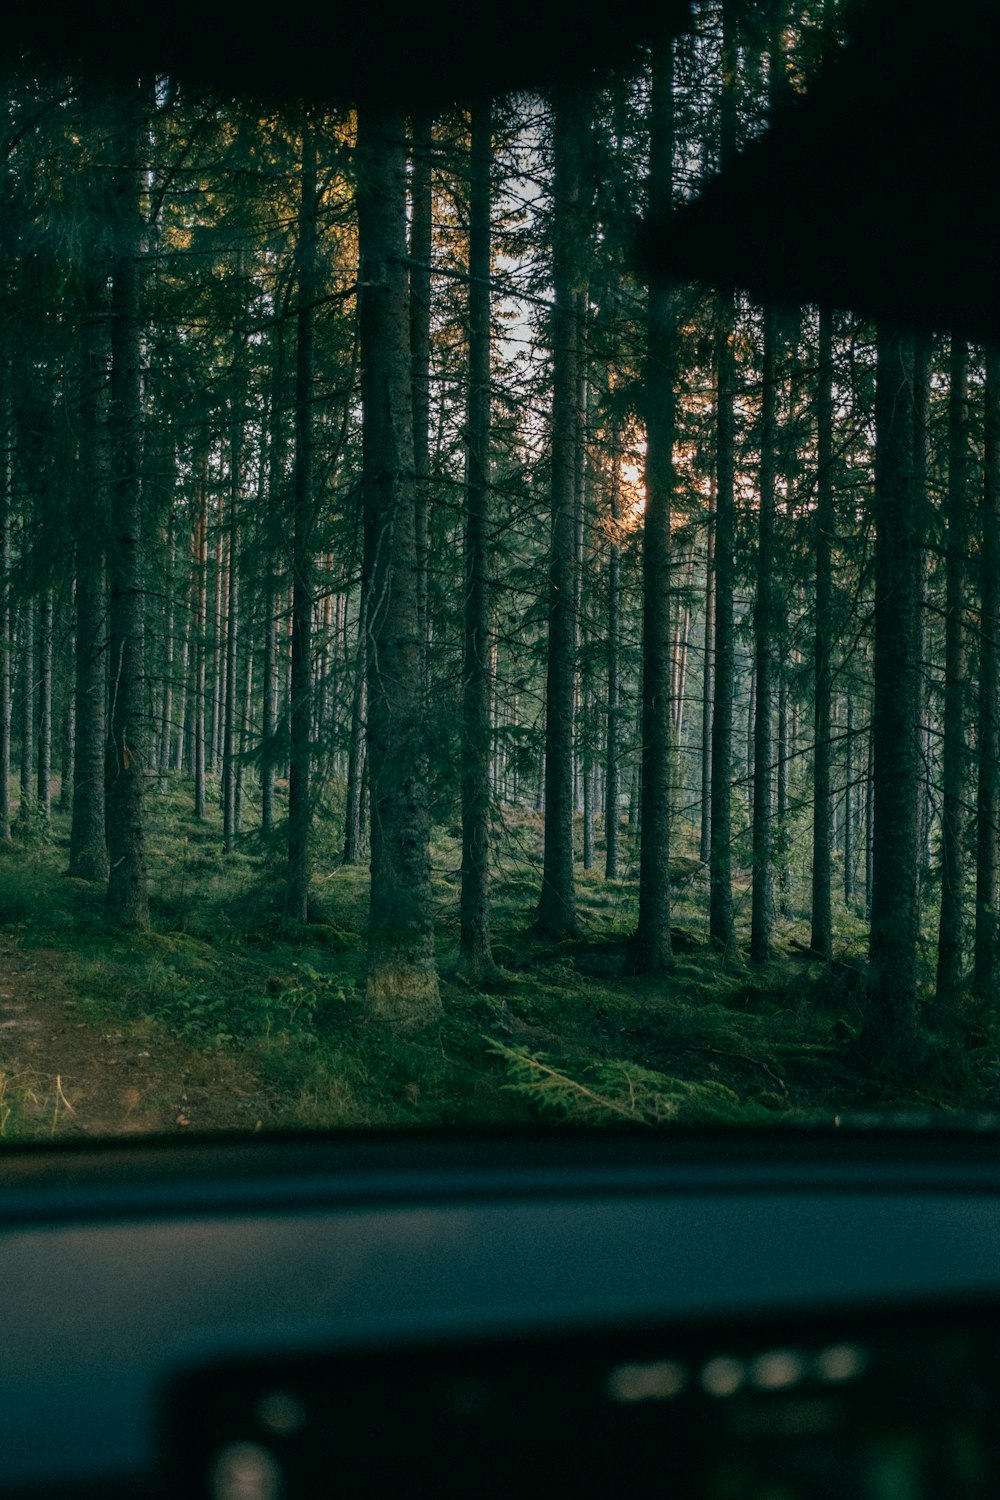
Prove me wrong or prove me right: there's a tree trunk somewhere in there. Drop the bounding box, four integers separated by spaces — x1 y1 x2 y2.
105 84 149 927
342 580 368 866
458 100 498 983
211 527 224 776
709 0 739 953
865 713 874 916
913 334 932 893
409 110 433 677
604 370 623 881
536 83 587 939
671 544 694 743
0 421 10 843
173 588 188 775
261 582 278 834
634 29 675 974
59 673 74 814
222 506 239 852
974 348 1000 1001
235 643 252 834
159 522 175 791
69 302 109 879
357 105 441 1025
709 291 737 952
750 304 778 961
700 496 714 866
287 121 317 921
36 589 52 825
860 327 921 1066
582 717 595 870
573 350 588 833
844 695 855 909
810 305 834 958
16 626 34 836
193 458 208 821
936 337 968 999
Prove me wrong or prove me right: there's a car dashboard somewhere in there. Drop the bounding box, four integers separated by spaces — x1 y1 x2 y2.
2 1130 999 1497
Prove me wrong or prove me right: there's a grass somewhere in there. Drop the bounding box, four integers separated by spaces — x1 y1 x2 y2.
0 777 995 1138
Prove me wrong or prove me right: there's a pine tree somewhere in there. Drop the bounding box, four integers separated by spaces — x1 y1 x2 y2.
357 105 441 1026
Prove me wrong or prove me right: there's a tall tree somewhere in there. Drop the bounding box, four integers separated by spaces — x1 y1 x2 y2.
409 109 433 673
68 305 109 880
750 304 779 961
536 84 588 938
286 119 317 921
357 106 441 1025
0 389 11 843
699 494 715 867
36 588 51 824
708 0 739 953
458 101 498 983
810 306 834 959
260 318 287 838
104 82 148 927
859 326 921 1065
936 336 968 998
973 348 1000 1001
634 30 676 974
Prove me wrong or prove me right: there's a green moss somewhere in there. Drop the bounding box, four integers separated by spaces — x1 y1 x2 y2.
0 796 992 1140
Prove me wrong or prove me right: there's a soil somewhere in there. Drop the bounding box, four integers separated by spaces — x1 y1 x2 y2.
0 941 277 1139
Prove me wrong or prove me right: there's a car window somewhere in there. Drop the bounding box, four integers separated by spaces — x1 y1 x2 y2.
0 0 996 1143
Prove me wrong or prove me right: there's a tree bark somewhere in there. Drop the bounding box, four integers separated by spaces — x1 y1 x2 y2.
844 695 855 909
357 105 441 1025
409 109 433 678
604 400 622 881
536 84 587 939
0 413 10 843
222 504 239 852
69 304 109 878
458 100 498 983
286 120 317 921
810 305 835 958
260 324 286 836
16 600 34 832
859 326 921 1065
913 334 932 890
105 83 149 927
36 589 51 825
973 348 1000 1001
193 456 208 820
709 290 737 952
59 671 74 814
709 0 738 952
700 496 715 866
342 580 368 865
634 30 675 974
936 337 968 999
750 304 778 962
159 520 175 791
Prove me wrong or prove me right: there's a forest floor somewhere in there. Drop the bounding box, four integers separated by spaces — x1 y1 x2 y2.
1 781 999 1142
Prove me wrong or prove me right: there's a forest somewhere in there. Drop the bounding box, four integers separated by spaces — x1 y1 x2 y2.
0 0 997 1139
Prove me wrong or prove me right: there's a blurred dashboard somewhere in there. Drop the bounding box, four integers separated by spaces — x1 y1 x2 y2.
1 1130 999 1497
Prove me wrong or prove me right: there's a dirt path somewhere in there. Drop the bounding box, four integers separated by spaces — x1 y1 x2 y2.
0 943 275 1139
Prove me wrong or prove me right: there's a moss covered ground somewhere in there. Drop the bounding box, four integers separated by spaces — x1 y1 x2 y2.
0 782 997 1141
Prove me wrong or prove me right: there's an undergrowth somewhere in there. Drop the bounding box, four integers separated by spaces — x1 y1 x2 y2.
0 782 995 1137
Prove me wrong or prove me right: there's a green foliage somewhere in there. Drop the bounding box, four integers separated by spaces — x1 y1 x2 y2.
0 785 994 1143
488 1041 768 1126
13 794 51 846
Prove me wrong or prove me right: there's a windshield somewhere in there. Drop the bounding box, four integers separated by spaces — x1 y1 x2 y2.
0 0 995 1142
